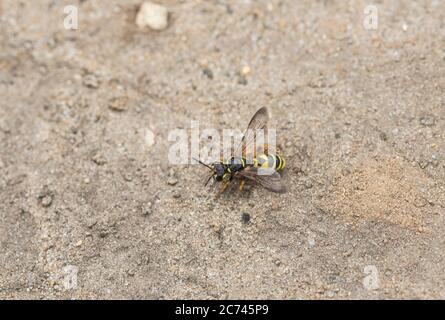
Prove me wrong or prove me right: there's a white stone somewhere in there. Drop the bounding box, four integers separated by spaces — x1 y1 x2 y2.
145 129 155 147
136 2 168 31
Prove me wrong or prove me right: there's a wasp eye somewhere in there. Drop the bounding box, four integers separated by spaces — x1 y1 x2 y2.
216 176 223 182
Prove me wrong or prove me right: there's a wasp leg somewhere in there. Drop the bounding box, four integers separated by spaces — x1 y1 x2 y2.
239 179 245 191
217 180 231 195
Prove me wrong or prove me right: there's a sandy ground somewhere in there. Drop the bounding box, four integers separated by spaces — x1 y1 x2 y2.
1 0 445 299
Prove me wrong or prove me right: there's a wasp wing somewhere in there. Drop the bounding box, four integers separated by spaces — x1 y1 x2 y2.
234 107 270 161
238 166 287 193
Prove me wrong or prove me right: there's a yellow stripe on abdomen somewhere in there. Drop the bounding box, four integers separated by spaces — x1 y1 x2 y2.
256 154 285 171
276 155 285 171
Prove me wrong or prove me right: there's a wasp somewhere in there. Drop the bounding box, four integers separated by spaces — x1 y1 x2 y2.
195 107 287 193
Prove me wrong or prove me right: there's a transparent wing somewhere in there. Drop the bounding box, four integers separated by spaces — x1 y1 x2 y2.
238 166 287 193
234 107 269 160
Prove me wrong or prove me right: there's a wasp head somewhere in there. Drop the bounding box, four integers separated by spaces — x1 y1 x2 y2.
213 162 226 182
194 158 228 186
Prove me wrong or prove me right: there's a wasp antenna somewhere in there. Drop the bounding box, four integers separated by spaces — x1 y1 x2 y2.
192 157 213 170
204 174 213 187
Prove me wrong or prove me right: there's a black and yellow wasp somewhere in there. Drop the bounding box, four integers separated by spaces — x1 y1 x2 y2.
195 107 287 194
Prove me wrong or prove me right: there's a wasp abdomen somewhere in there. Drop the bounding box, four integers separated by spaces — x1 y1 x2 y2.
256 154 286 171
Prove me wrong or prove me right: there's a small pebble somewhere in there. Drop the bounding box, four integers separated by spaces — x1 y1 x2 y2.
123 173 133 182
238 76 247 85
145 129 155 147
142 202 153 216
241 66 251 76
92 153 106 165
86 218 97 228
203 67 213 80
418 161 428 169
99 230 109 238
419 115 436 127
41 195 53 207
241 213 250 224
308 233 316 246
136 2 169 31
167 177 178 186
83 74 100 89
379 132 388 141
108 96 129 112
271 201 280 211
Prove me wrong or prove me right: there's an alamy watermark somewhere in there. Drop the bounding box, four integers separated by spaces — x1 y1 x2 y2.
363 265 380 290
62 4 380 32
62 265 78 290
64 5 78 30
363 5 378 30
